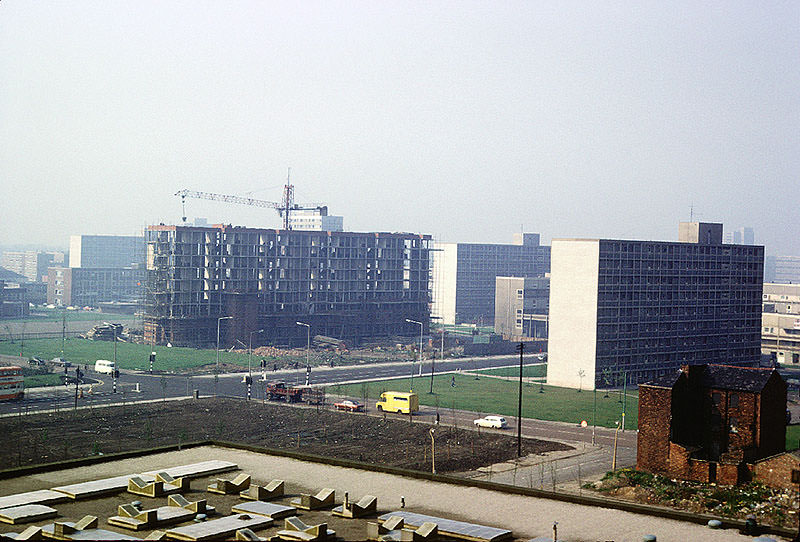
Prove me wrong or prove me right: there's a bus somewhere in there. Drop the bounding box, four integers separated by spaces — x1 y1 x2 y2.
0 366 24 401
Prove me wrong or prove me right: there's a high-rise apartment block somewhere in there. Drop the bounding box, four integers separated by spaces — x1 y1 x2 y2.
765 256 800 284
547 223 764 389
762 283 800 365
1 251 64 283
69 235 144 268
288 208 344 232
143 224 430 348
431 233 550 325
723 227 754 245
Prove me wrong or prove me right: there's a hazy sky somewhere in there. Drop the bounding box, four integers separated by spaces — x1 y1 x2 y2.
2 2 798 254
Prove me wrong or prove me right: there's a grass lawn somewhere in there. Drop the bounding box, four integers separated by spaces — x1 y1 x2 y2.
3 310 136 324
787 425 800 451
474 364 547 378
0 337 257 372
330 373 637 429
24 373 64 387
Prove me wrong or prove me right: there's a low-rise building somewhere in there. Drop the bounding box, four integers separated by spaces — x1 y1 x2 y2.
493 275 549 341
47 267 144 308
637 364 786 485
0 281 29 318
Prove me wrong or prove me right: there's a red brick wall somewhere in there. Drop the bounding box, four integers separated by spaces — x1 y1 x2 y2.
717 463 740 485
637 385 672 473
753 453 800 489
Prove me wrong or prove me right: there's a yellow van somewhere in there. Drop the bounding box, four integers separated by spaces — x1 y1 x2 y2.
376 391 419 414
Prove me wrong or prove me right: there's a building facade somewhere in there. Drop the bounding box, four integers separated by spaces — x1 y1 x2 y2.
1 251 64 283
0 281 29 318
69 235 144 269
493 276 549 340
431 233 550 326
287 208 344 232
723 227 754 245
637 364 786 485
765 255 800 284
143 225 430 348
47 267 144 307
547 223 764 389
762 283 800 365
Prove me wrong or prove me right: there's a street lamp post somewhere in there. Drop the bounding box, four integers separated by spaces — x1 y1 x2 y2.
296 322 310 385
216 316 233 369
405 319 423 391
249 329 264 376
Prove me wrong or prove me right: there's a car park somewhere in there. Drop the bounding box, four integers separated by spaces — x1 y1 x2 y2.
473 415 508 429
334 399 364 412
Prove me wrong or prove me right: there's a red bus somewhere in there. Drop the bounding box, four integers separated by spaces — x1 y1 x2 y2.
0 366 24 401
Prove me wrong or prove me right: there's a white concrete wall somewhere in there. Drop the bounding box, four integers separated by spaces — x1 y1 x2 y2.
546 239 600 390
431 242 458 325
68 235 82 268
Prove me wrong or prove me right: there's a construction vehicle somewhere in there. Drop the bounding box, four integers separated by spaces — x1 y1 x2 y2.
175 168 326 230
265 382 325 405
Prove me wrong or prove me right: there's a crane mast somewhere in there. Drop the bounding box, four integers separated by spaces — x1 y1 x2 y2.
175 169 321 230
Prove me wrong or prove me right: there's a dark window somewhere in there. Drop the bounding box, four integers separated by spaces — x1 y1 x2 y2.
712 392 721 405
792 470 800 484
729 394 739 408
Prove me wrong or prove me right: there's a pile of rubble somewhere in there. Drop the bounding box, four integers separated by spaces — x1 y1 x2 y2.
85 322 125 341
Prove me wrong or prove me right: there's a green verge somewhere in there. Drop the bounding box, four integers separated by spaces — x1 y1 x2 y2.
330 373 638 429
2 310 136 323
474 364 547 378
23 373 64 387
786 424 800 451
0 337 256 371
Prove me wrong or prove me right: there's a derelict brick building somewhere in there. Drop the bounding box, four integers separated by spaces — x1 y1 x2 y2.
637 364 786 485
143 225 431 348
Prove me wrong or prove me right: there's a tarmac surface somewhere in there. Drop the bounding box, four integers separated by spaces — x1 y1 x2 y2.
0 445 782 542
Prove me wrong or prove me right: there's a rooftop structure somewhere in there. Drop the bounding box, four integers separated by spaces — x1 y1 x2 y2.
547 222 764 389
143 225 430 347
431 233 550 326
288 208 344 232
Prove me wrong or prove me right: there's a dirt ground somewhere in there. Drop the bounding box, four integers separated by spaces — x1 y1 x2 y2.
1 397 572 473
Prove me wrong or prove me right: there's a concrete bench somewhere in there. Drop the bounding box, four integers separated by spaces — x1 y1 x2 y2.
290 488 335 510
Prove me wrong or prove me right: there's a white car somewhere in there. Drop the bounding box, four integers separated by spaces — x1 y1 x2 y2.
473 415 508 429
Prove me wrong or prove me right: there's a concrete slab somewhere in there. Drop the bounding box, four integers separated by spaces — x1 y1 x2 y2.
143 461 237 480
0 491 69 510
108 506 196 531
40 521 141 540
165 514 273 541
230 501 296 520
51 475 138 500
379 511 512 542
0 504 57 525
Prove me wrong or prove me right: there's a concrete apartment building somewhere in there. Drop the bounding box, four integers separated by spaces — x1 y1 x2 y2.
637 364 786 486
493 275 549 341
143 224 430 348
547 222 764 389
762 283 800 365
765 255 800 284
69 234 144 268
1 251 64 283
0 281 29 318
47 267 145 308
722 226 754 245
287 208 344 232
431 233 550 326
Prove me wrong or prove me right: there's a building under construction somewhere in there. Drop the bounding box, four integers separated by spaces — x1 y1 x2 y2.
143 224 431 348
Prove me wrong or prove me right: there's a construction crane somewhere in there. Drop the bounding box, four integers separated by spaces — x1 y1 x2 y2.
175 169 325 230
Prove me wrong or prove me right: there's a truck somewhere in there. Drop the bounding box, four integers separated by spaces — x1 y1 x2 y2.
376 391 419 414
265 382 325 405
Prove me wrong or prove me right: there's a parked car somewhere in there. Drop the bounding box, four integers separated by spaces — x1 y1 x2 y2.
473 415 508 429
334 399 364 412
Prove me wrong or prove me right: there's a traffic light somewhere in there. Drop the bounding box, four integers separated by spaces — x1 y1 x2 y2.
113 369 120 379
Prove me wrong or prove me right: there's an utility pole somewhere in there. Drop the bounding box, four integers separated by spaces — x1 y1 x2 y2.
61 311 66 357
516 342 524 457
622 372 627 432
